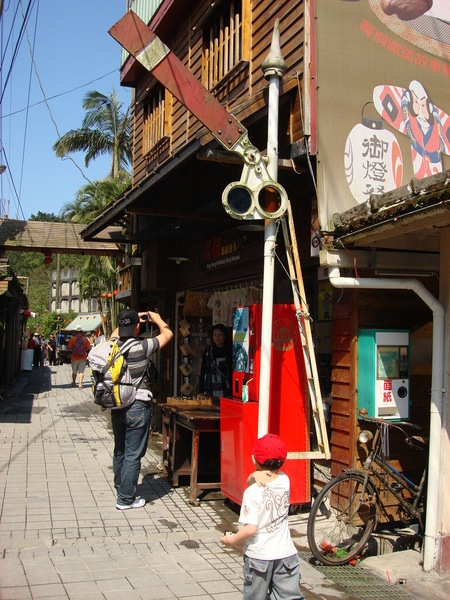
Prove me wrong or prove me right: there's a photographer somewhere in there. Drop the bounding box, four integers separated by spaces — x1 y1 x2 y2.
109 309 173 510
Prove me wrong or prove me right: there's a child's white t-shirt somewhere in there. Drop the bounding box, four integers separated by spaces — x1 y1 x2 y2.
238 472 297 560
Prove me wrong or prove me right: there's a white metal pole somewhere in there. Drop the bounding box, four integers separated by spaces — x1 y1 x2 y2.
258 20 287 436
328 266 445 572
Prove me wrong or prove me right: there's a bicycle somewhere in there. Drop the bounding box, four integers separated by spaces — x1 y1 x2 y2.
306 410 427 566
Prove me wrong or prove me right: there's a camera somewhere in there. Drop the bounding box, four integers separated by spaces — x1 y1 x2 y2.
139 313 151 336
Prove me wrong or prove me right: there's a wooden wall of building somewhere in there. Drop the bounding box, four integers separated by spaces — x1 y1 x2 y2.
130 0 306 187
330 286 433 478
329 289 357 477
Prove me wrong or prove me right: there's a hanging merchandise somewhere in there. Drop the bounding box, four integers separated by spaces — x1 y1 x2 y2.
183 291 212 317
180 342 192 357
179 318 190 338
179 362 192 376
180 381 194 396
207 286 262 326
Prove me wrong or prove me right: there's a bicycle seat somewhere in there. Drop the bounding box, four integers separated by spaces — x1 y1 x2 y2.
406 435 428 451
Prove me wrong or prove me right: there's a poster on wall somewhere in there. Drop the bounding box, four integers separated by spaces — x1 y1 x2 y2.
313 0 450 231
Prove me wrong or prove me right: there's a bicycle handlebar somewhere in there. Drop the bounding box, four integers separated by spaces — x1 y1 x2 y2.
357 410 421 431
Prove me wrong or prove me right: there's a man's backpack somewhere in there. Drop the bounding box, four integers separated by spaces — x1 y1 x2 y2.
72 335 85 356
144 360 159 397
88 338 142 410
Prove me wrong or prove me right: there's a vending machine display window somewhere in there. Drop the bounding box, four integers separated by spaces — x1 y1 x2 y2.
358 330 410 420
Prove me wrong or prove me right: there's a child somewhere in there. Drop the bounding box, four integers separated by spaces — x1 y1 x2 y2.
220 433 304 600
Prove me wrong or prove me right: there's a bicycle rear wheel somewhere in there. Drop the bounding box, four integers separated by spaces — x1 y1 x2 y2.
307 472 378 566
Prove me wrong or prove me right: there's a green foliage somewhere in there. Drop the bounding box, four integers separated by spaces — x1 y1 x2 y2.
60 175 130 224
7 251 83 332
53 89 132 179
41 311 76 338
11 90 131 335
7 251 41 275
79 255 118 334
29 212 63 222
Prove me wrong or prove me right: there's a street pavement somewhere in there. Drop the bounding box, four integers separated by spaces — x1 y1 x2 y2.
1 363 449 600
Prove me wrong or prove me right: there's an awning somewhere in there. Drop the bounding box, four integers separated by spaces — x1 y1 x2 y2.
0 219 126 255
80 139 202 241
62 313 103 333
330 169 450 251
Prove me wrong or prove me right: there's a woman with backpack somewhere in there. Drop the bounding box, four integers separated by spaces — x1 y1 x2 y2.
68 326 91 388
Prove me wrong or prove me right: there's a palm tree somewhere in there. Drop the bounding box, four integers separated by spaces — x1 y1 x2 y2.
60 175 131 224
58 175 131 334
80 255 118 336
53 90 132 179
54 90 132 335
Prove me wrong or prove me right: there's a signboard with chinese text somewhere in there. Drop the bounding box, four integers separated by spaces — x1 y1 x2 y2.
201 234 241 271
313 0 450 230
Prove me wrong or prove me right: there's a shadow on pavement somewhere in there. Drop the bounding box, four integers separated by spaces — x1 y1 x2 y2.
0 366 52 423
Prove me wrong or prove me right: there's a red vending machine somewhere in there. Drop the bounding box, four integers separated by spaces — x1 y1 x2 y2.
221 304 310 505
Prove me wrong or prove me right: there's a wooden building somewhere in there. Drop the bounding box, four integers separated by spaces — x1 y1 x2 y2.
83 0 319 405
82 0 450 572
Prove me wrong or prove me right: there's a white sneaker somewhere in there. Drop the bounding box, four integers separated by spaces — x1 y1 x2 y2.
116 497 146 510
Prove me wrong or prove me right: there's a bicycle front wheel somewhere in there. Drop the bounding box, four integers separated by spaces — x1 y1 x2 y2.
307 472 378 566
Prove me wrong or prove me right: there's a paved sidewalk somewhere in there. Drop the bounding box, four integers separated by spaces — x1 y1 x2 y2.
1 365 449 600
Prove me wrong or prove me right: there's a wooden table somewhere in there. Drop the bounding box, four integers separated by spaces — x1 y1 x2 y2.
162 405 221 505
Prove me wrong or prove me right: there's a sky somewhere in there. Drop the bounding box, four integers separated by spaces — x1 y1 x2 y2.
0 0 132 220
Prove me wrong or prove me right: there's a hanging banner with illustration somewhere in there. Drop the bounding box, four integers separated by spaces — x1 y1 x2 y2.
313 0 450 231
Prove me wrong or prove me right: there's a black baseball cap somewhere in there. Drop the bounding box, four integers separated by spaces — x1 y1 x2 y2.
117 309 139 336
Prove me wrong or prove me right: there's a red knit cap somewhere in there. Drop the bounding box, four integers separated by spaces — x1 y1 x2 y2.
253 434 287 465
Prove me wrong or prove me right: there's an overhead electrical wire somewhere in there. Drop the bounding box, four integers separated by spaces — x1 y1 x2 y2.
0 69 120 120
0 0 21 69
1 0 37 219
0 0 33 219
17 0 39 202
0 0 36 105
20 0 95 192
1 146 25 220
1 0 131 219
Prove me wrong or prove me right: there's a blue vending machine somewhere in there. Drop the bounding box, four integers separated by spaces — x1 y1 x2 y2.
358 329 410 420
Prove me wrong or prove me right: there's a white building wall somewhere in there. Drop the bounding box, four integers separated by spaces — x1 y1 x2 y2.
50 267 99 316
438 229 450 571
439 229 450 535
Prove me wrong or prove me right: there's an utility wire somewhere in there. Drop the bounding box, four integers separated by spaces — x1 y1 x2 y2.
1 0 35 218
0 68 120 119
1 148 26 220
0 0 35 105
2 0 131 218
0 0 21 70
18 0 39 201
20 0 94 189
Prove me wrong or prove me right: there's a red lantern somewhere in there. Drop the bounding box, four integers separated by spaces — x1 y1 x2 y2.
107 292 112 298
101 292 107 298
44 256 52 265
44 250 52 257
113 290 118 295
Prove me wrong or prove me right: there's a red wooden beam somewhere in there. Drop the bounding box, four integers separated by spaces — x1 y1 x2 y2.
109 11 246 150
